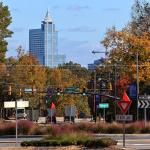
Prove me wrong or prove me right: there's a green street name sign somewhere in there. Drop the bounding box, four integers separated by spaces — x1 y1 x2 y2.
99 103 109 109
64 87 79 93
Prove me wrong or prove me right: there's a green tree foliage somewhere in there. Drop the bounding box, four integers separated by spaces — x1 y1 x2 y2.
0 2 13 63
59 61 90 80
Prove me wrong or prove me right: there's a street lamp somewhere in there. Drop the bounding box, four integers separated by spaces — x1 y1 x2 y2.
92 50 108 55
92 50 108 122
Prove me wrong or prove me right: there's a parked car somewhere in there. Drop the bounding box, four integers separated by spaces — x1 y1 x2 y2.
17 108 27 119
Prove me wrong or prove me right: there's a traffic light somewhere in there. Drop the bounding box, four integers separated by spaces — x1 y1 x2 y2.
56 88 61 95
8 85 12 95
82 88 87 96
95 94 101 105
47 88 54 98
108 82 112 91
19 88 22 96
100 80 106 90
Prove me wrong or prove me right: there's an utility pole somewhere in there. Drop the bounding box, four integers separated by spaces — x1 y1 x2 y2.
94 70 96 122
136 52 139 121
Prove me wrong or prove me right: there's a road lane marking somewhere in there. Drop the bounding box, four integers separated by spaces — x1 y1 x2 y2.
118 143 150 146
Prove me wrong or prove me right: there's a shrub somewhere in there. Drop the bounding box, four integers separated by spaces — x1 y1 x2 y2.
99 138 117 147
126 121 143 133
18 120 33 134
141 127 150 133
21 133 117 148
29 125 43 135
126 125 139 134
106 124 123 134
0 123 15 135
51 124 63 136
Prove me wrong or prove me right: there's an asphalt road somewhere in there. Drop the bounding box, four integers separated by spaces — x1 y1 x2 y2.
98 134 150 150
0 135 42 147
0 134 150 149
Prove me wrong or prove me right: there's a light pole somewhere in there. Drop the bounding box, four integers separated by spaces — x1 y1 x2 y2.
92 50 108 55
93 70 96 122
92 50 108 122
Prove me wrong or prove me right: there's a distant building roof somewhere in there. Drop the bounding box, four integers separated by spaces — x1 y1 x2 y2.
44 10 53 23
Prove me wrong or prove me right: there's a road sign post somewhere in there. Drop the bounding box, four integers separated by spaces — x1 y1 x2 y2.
99 103 109 109
117 91 132 148
123 113 125 148
138 94 150 127
117 100 132 114
116 115 133 121
99 103 109 122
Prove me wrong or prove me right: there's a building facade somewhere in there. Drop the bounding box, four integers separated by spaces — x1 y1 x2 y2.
29 11 66 67
88 58 105 70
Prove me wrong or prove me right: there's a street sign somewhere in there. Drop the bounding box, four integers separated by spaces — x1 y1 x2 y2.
116 115 133 121
138 100 150 108
117 101 132 113
65 105 76 116
24 88 36 92
99 103 109 109
139 95 150 100
64 87 79 93
4 101 29 108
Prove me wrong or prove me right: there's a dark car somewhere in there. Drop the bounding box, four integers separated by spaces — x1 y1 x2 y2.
46 115 56 124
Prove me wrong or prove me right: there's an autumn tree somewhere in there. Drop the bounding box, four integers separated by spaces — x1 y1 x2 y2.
101 0 150 93
45 62 90 115
9 54 46 108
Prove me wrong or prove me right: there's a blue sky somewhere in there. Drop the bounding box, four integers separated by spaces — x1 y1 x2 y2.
3 0 135 67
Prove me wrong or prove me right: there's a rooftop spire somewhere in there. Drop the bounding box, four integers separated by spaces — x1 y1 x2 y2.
44 10 52 23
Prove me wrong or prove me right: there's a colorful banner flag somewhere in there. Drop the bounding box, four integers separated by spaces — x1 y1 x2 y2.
51 102 56 109
123 90 131 102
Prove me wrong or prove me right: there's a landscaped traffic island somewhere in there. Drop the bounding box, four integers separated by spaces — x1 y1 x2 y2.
21 133 117 148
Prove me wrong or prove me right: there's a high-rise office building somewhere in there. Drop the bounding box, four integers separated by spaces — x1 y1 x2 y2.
29 11 66 67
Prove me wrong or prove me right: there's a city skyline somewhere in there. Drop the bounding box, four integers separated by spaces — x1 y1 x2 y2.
3 0 136 67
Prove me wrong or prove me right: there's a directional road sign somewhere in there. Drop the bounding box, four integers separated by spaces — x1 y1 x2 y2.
99 103 109 109
138 100 150 108
116 115 133 121
117 101 132 113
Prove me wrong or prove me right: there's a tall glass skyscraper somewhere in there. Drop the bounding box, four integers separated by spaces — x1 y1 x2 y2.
29 11 66 67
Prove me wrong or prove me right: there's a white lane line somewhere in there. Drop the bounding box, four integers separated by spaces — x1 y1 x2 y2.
118 143 150 146
118 139 150 141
